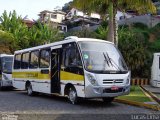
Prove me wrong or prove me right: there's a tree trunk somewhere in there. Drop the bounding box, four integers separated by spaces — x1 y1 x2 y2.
107 2 114 43
114 5 118 46
107 1 118 46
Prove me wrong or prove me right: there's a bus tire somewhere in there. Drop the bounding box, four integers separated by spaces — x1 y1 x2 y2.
26 83 34 96
102 97 114 104
68 87 78 105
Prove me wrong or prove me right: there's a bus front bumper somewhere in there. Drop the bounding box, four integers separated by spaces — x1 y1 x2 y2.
85 85 130 98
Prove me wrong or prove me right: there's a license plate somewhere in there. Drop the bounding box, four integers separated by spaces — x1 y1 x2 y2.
111 86 119 91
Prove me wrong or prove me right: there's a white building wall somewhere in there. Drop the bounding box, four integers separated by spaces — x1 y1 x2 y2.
90 13 101 19
69 8 100 19
50 13 65 23
116 11 132 20
70 8 84 17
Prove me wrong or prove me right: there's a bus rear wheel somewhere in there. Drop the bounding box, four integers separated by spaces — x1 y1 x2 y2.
68 87 78 105
26 83 34 96
102 97 114 104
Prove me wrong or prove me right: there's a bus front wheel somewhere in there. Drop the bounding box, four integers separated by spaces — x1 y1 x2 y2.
26 83 34 96
102 97 114 104
68 87 78 105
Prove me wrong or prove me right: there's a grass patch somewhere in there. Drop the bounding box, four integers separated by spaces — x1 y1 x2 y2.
118 86 152 103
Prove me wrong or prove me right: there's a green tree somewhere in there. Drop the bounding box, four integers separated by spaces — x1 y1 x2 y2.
0 10 29 49
62 1 73 13
72 0 156 45
0 10 64 50
95 21 109 40
118 26 151 77
0 30 15 53
28 22 64 46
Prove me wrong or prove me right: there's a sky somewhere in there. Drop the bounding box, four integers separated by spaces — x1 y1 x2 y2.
0 0 71 20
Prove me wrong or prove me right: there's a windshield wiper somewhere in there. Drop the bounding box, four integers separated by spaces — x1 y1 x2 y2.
104 52 123 72
103 52 111 67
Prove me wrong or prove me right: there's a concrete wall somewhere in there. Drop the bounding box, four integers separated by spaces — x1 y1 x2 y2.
50 13 65 23
118 15 160 28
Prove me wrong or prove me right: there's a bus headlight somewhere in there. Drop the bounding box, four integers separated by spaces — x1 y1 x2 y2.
87 74 98 86
126 76 130 85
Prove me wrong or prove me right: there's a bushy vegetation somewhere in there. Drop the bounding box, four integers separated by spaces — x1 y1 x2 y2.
118 26 151 78
0 30 15 53
149 23 160 53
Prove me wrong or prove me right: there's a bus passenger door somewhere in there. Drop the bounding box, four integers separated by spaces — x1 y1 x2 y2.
51 46 62 93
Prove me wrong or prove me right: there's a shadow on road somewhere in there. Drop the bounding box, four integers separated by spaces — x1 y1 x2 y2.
9 89 118 108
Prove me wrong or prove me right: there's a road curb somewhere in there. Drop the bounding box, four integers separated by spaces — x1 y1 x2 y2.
114 98 160 111
140 86 160 104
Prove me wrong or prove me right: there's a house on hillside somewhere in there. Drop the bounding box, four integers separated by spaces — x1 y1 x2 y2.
22 18 35 28
65 8 101 31
66 8 101 20
38 10 67 32
116 11 133 21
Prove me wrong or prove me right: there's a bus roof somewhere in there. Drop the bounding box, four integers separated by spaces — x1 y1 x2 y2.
0 54 13 57
154 53 160 55
14 37 114 54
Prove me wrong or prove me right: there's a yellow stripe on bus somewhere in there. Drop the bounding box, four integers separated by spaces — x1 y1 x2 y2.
60 71 84 81
12 71 84 81
12 71 50 80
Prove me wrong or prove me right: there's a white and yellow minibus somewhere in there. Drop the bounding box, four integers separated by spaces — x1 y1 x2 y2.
0 54 13 89
12 36 130 104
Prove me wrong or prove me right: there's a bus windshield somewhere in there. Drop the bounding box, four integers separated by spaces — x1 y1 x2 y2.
2 57 13 74
78 41 128 73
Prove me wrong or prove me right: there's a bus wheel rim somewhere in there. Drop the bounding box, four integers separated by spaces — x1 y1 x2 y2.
27 85 32 95
69 89 76 103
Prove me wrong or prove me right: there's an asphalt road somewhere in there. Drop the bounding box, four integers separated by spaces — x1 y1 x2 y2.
0 90 159 120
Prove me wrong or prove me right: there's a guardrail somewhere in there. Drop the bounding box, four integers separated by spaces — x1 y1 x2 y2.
131 78 149 85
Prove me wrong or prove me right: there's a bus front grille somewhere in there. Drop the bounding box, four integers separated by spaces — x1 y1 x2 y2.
103 79 123 85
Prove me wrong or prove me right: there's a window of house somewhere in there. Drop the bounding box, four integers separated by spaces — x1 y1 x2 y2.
21 52 29 69
63 27 67 32
14 54 21 69
29 50 39 69
40 49 50 68
51 14 57 19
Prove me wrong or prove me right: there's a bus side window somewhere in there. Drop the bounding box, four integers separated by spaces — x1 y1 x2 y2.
14 54 21 69
40 49 50 68
64 44 79 67
29 50 39 69
21 52 29 69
